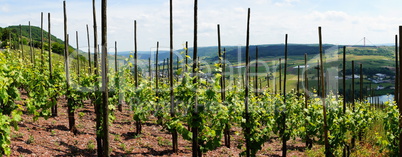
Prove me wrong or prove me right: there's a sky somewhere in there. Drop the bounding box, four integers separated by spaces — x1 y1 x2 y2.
0 0 402 52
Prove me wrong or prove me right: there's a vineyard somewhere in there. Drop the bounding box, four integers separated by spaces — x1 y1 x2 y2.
1 0 402 157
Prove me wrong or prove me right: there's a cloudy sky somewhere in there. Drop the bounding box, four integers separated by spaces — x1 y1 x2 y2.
0 0 401 51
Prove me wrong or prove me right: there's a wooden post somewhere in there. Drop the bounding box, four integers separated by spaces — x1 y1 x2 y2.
86 24 92 74
116 41 122 112
48 13 52 78
134 20 138 89
92 0 102 155
343 46 346 113
255 46 258 95
101 0 109 155
223 47 229 147
133 20 141 134
76 31 80 83
279 58 282 93
49 13 57 117
149 57 152 78
93 0 99 75
360 64 363 101
351 60 355 148
317 60 320 96
243 8 251 157
155 42 160 122
41 12 44 71
19 24 23 59
63 1 77 135
297 65 300 95
163 59 166 79
282 34 288 157
29 21 34 66
398 26 402 156
185 41 188 72
318 27 330 156
304 53 311 148
170 0 178 153
395 35 398 104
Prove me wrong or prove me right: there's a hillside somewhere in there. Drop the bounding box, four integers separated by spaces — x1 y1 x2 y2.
0 25 76 55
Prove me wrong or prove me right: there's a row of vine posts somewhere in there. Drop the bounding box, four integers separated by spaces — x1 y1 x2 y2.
8 0 402 156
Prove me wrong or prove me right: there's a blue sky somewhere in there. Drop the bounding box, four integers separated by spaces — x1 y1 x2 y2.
0 0 401 51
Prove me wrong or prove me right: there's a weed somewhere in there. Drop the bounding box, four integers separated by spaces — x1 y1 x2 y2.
87 140 95 150
51 130 56 136
26 135 34 144
11 132 24 139
157 137 172 146
78 112 85 119
119 143 126 150
114 134 121 142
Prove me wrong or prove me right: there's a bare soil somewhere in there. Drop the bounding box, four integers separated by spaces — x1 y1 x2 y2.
10 97 309 157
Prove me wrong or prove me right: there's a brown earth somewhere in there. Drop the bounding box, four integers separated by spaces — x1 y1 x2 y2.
10 97 311 157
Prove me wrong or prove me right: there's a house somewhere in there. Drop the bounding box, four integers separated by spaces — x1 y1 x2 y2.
376 85 385 90
375 73 386 78
345 74 360 79
292 65 309 69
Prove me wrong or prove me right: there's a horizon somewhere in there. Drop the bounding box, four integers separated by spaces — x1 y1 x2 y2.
1 0 401 51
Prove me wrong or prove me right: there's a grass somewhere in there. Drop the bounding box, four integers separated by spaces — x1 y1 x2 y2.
26 135 34 144
11 132 24 139
78 112 85 119
157 137 172 147
87 140 95 150
114 134 121 142
304 110 389 156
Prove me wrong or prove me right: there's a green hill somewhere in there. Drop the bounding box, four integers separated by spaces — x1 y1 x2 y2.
0 25 76 55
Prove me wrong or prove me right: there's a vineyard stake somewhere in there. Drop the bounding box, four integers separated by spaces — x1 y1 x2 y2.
279 58 282 93
86 24 91 74
218 24 222 101
170 0 179 153
156 42 161 123
93 0 98 76
134 20 142 134
342 46 347 157
48 13 57 117
255 46 258 95
297 65 300 96
318 27 330 156
317 60 320 96
116 41 122 112
185 41 188 72
395 35 398 104
134 20 138 89
360 64 363 101
19 24 23 59
64 1 77 135
282 34 288 157
76 31 80 83
244 8 251 157
48 14 52 78
163 59 166 79
149 57 152 79
343 46 346 113
41 12 44 71
29 21 34 66
398 26 402 156
304 53 311 148
92 0 102 154
351 60 355 149
101 0 110 155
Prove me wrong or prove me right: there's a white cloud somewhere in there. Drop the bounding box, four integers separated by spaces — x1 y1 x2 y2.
0 4 9 13
274 0 300 7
